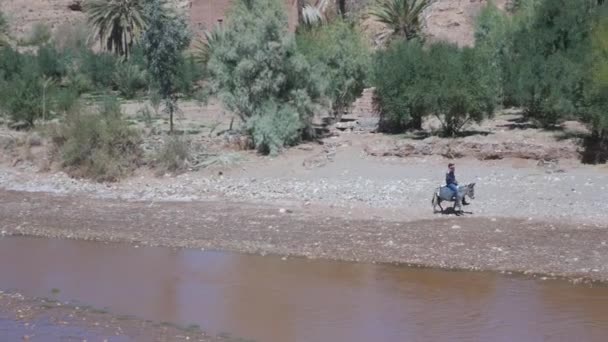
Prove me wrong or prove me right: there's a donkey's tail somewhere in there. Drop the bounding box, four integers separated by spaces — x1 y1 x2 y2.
431 189 439 208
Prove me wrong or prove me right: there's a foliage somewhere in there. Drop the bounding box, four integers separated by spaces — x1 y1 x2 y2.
373 41 495 135
507 0 598 126
581 6 608 163
153 135 191 173
78 49 118 89
372 40 429 131
142 0 191 133
206 0 322 154
195 29 224 67
0 64 44 126
53 87 80 114
174 55 204 98
474 1 513 107
36 44 69 79
113 60 147 99
369 0 430 41
0 11 9 46
300 0 330 28
297 19 371 115
51 100 142 181
84 0 148 58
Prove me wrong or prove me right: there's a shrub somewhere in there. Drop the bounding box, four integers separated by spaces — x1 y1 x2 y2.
0 62 44 126
78 50 118 89
153 135 191 173
36 44 69 79
372 40 429 131
373 41 495 136
297 19 371 115
581 6 608 163
113 61 147 99
474 2 513 107
52 103 142 181
508 0 597 126
174 55 204 98
206 0 323 154
52 87 80 114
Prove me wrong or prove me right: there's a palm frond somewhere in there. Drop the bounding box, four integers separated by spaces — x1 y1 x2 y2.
369 0 431 41
299 0 330 27
84 0 148 57
194 28 224 66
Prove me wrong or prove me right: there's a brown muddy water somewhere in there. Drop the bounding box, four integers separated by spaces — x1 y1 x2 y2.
1 237 608 342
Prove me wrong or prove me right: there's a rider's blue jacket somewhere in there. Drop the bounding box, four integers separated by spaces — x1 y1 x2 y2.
446 171 457 186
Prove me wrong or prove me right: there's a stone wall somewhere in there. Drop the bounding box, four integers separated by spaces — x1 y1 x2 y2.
190 0 299 35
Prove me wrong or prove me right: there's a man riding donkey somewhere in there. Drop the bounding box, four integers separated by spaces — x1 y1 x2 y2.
446 163 469 207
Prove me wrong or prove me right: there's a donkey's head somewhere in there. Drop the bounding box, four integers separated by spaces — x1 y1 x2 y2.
466 183 476 199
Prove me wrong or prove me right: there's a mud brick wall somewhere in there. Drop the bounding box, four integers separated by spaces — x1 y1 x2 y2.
190 0 299 35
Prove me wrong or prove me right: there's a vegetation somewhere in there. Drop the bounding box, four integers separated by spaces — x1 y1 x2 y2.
153 135 191 173
373 41 495 135
369 0 431 41
84 0 148 58
300 0 330 28
297 19 371 115
50 97 142 181
205 0 322 155
142 0 192 133
1 0 607 185
0 11 9 46
582 7 608 163
474 2 512 107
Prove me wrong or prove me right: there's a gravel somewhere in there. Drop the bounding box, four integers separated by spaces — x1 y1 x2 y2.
0 190 607 283
0 156 606 226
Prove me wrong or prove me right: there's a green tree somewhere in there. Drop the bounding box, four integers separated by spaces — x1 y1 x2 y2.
297 19 371 115
141 0 191 133
84 0 148 58
0 11 10 46
206 0 323 154
474 2 512 107
582 6 608 163
373 41 494 135
508 0 597 126
369 0 431 41
372 40 430 131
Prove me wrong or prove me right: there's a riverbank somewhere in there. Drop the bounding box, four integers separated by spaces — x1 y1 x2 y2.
0 290 222 342
1 189 606 283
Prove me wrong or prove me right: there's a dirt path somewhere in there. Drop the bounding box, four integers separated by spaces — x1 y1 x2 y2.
1 189 607 283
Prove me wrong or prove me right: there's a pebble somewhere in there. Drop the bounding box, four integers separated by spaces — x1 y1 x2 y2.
451 225 461 229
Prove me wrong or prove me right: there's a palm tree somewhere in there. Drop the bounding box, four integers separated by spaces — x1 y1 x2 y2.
300 0 330 28
84 0 148 58
194 28 224 66
369 0 431 41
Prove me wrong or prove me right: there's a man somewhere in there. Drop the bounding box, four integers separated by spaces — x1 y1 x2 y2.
446 163 468 206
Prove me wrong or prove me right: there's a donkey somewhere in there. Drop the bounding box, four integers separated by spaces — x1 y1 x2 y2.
432 183 476 213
